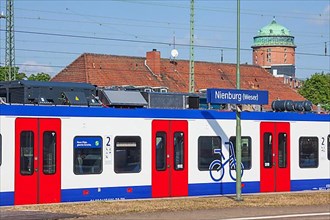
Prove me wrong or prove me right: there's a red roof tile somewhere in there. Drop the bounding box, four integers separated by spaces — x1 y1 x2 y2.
51 52 306 110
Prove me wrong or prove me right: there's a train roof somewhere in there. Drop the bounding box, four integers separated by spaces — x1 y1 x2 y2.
0 80 326 115
0 80 96 89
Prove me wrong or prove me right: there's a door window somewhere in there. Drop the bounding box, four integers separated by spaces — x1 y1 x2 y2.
278 133 287 168
20 131 34 175
43 131 56 174
263 132 273 168
174 132 184 170
156 132 166 171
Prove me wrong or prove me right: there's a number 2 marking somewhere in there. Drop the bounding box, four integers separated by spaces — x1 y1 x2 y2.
106 137 111 146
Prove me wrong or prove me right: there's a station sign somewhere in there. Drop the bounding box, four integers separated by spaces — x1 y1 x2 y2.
207 88 268 105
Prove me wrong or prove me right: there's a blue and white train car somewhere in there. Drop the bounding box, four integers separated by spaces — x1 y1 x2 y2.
0 103 329 206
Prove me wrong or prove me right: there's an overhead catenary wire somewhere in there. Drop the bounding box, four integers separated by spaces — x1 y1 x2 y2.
0 2 328 78
4 29 329 57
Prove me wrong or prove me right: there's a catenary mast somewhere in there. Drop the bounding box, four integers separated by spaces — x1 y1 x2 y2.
5 0 15 81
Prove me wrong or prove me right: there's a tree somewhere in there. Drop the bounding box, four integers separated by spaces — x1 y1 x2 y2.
0 66 25 81
28 72 51 81
298 73 330 111
0 67 51 82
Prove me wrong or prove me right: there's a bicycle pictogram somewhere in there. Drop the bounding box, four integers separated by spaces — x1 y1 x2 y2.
209 141 244 181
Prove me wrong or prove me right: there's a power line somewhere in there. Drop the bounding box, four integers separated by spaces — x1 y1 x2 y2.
14 14 329 39
2 3 328 78
5 29 329 58
113 0 330 22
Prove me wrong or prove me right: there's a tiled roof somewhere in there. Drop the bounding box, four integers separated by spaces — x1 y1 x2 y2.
51 52 305 110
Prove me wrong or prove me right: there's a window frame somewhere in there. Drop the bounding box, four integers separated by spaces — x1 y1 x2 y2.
73 136 103 175
198 136 222 171
114 136 141 174
0 134 2 166
327 135 330 161
299 136 319 168
229 136 252 170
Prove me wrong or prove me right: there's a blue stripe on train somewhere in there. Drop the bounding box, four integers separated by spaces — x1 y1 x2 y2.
291 178 330 191
61 185 152 202
0 191 14 206
1 179 329 205
188 181 260 196
188 179 330 196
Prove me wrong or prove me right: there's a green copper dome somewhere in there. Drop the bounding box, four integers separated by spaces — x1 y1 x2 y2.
252 19 296 48
258 19 292 36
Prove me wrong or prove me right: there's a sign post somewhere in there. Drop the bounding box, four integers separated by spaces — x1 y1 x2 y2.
236 0 242 201
207 88 268 201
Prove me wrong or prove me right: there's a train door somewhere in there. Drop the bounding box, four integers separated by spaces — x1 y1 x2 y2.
260 122 290 192
15 118 61 205
152 120 188 197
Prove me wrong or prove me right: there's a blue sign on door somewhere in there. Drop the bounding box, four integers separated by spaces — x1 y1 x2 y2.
207 88 268 105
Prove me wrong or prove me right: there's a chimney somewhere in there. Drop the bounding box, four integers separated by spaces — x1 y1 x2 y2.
146 49 161 75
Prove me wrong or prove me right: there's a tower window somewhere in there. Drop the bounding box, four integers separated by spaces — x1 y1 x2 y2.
267 53 272 63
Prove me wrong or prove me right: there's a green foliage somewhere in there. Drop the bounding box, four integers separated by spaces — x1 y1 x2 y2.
0 66 23 80
28 72 51 81
298 72 330 111
0 66 51 82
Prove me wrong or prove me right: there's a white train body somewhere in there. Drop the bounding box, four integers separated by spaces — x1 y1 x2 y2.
0 104 329 206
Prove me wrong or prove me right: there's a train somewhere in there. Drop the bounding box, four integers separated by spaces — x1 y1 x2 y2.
0 80 329 206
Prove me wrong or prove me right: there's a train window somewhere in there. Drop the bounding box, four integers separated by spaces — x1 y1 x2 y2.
156 132 166 171
174 132 184 170
198 136 221 171
114 136 141 173
20 131 34 175
73 136 103 175
278 133 287 168
43 131 56 175
0 134 2 166
263 133 273 168
229 136 252 170
299 137 318 168
328 135 330 161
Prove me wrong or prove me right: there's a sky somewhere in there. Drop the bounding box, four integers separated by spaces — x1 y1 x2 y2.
0 0 329 80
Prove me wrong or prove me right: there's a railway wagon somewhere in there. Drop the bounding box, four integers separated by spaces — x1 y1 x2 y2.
0 103 329 206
